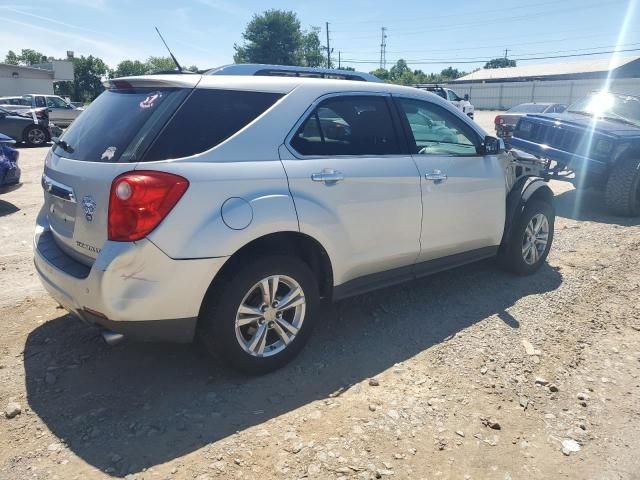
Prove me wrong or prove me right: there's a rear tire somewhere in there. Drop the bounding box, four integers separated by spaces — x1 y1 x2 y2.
23 125 48 147
198 255 320 375
604 157 640 217
498 200 555 275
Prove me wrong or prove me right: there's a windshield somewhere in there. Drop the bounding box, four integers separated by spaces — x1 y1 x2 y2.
508 104 549 113
568 92 640 127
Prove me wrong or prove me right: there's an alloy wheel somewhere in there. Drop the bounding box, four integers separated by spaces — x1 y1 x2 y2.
521 213 549 265
28 128 46 145
234 275 306 357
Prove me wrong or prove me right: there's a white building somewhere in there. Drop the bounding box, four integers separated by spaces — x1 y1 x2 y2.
0 60 74 97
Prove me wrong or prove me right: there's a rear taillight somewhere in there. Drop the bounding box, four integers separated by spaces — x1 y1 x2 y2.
108 171 189 241
494 115 504 125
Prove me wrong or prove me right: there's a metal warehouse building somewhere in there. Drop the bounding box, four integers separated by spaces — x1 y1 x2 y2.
444 56 640 109
0 61 74 97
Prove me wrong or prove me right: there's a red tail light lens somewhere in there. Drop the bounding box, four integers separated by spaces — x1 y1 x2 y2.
108 171 189 241
494 115 504 125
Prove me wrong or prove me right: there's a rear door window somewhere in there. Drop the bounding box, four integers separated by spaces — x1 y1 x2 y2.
142 89 283 161
290 95 401 156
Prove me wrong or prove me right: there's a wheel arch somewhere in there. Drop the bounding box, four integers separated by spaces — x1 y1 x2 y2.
501 177 554 248
198 231 334 319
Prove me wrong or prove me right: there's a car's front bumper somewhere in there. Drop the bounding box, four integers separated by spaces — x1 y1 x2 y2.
33 210 228 342
509 137 609 176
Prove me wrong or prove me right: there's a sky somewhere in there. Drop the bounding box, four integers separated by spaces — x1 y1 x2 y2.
0 0 639 74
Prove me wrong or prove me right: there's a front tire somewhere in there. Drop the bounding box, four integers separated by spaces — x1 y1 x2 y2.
604 157 640 217
23 125 48 147
499 200 555 275
199 255 320 374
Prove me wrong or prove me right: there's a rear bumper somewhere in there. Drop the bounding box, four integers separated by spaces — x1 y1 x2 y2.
509 137 609 176
33 209 228 342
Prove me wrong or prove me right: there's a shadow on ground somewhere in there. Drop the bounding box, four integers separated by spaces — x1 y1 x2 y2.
24 261 562 477
554 187 640 226
0 198 20 217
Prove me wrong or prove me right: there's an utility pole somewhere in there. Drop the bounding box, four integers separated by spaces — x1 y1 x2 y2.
380 27 387 69
504 48 509 59
326 22 331 68
338 51 341 69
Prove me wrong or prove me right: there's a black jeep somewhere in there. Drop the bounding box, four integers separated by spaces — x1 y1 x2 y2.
510 92 640 216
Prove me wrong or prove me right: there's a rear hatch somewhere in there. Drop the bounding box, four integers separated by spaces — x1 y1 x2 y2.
42 76 198 266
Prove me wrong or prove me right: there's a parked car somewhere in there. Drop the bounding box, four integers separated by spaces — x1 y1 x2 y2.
495 103 566 140
0 94 84 127
0 106 51 146
414 84 475 119
34 74 554 374
510 91 640 216
205 63 382 82
0 133 20 193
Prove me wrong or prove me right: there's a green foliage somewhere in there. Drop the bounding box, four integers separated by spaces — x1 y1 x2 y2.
371 60 467 84
234 9 324 67
4 50 19 65
145 56 178 73
4 49 49 66
484 57 516 69
110 59 148 78
54 55 108 102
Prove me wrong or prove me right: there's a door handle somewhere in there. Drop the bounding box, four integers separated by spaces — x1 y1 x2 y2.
425 170 447 184
311 169 344 183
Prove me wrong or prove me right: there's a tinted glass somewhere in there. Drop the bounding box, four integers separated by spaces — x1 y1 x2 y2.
290 96 401 156
143 89 283 161
54 88 186 162
35 96 46 108
398 98 478 156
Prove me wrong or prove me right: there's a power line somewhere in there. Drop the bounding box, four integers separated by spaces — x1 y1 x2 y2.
331 0 624 41
342 47 640 65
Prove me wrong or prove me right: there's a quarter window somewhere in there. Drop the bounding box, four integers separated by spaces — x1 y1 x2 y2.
290 95 401 156
397 98 479 156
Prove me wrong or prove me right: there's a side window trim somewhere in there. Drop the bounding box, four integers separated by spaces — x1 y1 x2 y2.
391 95 484 157
285 92 407 159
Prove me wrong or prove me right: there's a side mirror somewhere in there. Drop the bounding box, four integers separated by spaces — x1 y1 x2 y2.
464 94 469 101
480 136 504 155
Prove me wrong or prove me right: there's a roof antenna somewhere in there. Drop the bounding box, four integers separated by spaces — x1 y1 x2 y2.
154 26 183 72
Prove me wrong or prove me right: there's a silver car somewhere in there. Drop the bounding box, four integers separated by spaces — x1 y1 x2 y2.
34 74 554 373
0 94 83 127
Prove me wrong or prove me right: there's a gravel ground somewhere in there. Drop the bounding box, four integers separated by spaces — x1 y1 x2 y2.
1 134 639 480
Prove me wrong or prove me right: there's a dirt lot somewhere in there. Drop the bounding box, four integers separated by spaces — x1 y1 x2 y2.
1 119 640 480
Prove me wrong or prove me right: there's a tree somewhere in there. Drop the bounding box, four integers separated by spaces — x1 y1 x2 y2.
300 27 324 67
484 57 516 69
4 48 48 66
440 66 462 80
110 59 148 78
5 50 19 65
55 55 108 102
234 10 322 67
370 68 390 81
145 56 178 73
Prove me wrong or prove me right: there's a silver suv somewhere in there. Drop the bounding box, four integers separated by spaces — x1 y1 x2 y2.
34 74 555 373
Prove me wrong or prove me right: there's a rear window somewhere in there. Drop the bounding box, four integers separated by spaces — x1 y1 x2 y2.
142 89 282 161
55 88 187 162
55 88 282 162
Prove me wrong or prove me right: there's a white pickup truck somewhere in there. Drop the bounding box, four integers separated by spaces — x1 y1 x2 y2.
414 84 475 119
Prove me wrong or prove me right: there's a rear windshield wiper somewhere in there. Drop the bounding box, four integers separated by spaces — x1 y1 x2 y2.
52 137 74 153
